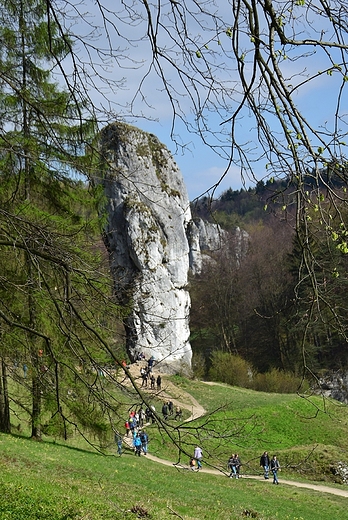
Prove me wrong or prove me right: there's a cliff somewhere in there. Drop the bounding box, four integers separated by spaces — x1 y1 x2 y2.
99 122 192 373
98 122 243 374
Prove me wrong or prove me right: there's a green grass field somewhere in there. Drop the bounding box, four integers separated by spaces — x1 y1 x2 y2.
1 376 348 519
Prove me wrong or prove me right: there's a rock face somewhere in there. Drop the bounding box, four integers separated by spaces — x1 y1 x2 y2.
187 219 248 274
317 371 348 404
99 122 192 373
187 219 226 275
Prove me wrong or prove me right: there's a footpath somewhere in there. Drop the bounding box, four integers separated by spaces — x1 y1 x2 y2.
121 362 348 499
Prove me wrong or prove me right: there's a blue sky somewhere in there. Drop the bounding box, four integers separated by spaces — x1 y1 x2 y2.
67 0 348 201
137 119 244 201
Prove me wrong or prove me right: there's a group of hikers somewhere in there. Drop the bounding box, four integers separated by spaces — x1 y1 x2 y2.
140 366 162 390
161 400 183 421
119 414 281 485
121 400 183 457
260 451 281 484
189 448 281 484
121 410 150 456
121 359 282 484
227 451 280 484
227 453 242 478
139 356 159 389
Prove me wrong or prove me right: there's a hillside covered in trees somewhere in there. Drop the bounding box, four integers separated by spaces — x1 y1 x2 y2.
189 174 348 382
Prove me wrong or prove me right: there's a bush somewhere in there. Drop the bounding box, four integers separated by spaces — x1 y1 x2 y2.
207 350 309 394
250 368 309 393
208 351 252 387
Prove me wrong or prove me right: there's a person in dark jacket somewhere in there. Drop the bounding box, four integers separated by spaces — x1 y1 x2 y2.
157 375 162 390
162 402 169 419
260 451 270 479
227 454 239 478
270 455 280 484
140 430 149 455
235 453 241 478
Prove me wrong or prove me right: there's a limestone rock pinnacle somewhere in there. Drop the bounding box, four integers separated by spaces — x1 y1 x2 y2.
99 122 192 374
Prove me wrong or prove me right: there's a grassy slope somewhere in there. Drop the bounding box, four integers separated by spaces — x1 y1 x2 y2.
159 377 348 479
1 434 348 520
1 378 348 519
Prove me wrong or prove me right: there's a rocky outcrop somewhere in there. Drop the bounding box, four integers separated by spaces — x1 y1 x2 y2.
317 370 348 404
187 219 226 275
187 220 248 274
98 122 248 374
99 122 192 374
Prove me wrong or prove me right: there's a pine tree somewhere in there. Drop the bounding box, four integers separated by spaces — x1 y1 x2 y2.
0 0 122 440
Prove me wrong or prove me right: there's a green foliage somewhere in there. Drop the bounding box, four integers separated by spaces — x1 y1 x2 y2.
0 0 125 443
207 351 308 394
251 368 309 394
209 351 252 387
191 351 206 379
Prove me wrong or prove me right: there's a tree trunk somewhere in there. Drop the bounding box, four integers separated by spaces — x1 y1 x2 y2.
0 358 11 433
31 372 42 440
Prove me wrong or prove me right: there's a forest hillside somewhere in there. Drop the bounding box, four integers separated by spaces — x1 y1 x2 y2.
189 174 348 384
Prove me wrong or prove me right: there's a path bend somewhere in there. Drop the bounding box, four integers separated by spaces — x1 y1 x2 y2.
122 364 348 498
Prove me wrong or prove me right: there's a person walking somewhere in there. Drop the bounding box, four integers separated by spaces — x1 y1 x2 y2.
140 430 149 455
235 453 241 478
227 454 238 478
139 408 146 428
133 434 142 456
147 356 155 373
150 404 156 424
156 374 162 390
174 405 182 420
194 446 203 470
270 455 280 484
141 367 148 387
162 402 169 420
115 433 122 456
260 451 270 479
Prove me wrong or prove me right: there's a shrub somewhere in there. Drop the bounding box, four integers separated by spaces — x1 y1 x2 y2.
208 351 252 387
251 368 309 393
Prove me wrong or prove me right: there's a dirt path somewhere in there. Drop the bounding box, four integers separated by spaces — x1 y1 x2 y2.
122 363 348 499
143 456 348 498
124 361 206 421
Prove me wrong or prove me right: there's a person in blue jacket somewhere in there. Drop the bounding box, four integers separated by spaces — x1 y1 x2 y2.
133 434 142 456
140 430 149 455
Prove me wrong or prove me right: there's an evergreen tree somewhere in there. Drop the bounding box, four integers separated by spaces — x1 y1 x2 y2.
0 0 123 441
